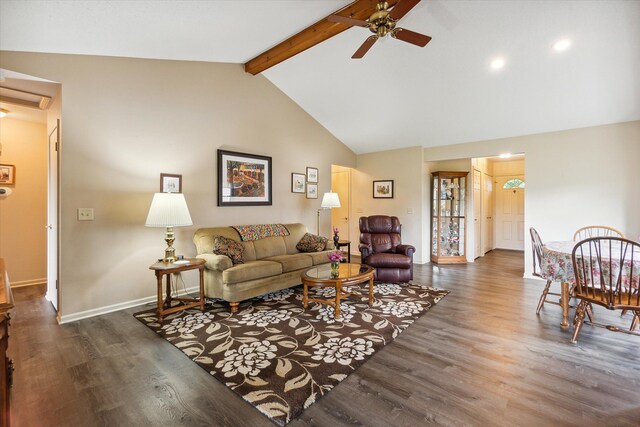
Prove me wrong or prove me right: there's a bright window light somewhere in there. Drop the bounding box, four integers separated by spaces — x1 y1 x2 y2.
499 153 511 159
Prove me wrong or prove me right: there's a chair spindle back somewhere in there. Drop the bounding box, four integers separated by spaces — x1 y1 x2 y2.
572 237 640 309
530 227 544 278
573 226 624 241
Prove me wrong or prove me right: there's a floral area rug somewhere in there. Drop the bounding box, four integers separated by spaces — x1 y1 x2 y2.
134 282 448 426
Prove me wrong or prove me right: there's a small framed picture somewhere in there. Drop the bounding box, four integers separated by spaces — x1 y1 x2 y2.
306 183 318 199
0 164 15 185
291 173 306 193
306 167 318 183
373 180 394 198
160 173 182 193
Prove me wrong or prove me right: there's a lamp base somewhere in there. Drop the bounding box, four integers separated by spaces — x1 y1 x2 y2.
163 226 176 263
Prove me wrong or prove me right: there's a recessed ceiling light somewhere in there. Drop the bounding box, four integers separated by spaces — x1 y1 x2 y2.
0 109 8 118
490 57 506 70
553 39 571 52
499 153 512 159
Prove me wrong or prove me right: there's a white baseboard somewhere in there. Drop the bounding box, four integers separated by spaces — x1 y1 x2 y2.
59 286 200 324
11 278 47 288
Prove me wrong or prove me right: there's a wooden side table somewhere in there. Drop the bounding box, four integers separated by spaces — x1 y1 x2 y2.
149 258 206 320
335 240 351 263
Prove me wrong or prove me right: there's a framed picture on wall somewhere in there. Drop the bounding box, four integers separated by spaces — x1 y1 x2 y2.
160 173 182 193
0 164 15 185
218 149 272 206
306 167 318 183
306 183 318 199
291 173 306 193
373 180 394 198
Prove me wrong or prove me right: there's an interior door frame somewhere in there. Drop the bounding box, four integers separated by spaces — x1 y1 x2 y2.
47 119 61 319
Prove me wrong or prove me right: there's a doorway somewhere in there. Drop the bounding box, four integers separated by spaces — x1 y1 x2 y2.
0 69 61 317
495 176 525 250
331 165 351 251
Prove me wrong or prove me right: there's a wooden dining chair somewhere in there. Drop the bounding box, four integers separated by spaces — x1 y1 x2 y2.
530 227 562 314
570 237 640 343
573 225 624 241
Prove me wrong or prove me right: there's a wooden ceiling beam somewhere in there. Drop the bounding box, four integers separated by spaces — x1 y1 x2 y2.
244 0 399 75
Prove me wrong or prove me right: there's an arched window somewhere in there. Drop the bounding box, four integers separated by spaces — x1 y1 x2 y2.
503 178 525 189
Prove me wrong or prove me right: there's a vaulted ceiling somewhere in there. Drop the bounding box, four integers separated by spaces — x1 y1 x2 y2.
1 0 638 154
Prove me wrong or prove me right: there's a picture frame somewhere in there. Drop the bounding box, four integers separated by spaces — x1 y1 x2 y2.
306 183 318 199
218 149 272 206
0 164 15 185
291 173 306 193
373 180 394 198
306 167 318 183
160 173 182 193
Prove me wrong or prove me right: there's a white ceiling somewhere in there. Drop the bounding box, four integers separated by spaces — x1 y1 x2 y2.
1 0 638 154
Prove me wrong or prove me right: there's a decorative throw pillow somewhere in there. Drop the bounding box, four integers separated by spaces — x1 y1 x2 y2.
212 235 245 264
296 233 328 252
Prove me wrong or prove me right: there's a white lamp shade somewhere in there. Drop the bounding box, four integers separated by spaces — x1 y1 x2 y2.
145 193 193 227
320 192 341 209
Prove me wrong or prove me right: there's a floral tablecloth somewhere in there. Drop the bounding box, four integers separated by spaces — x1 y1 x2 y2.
541 240 640 288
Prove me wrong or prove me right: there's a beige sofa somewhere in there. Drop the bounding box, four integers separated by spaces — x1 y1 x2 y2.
193 223 332 312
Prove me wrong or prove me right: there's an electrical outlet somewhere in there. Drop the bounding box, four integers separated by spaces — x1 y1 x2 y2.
78 208 94 221
356 208 364 213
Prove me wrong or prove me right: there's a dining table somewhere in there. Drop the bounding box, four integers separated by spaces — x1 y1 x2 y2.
541 239 640 329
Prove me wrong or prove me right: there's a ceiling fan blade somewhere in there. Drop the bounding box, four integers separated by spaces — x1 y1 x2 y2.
389 0 421 21
392 28 432 47
328 15 369 27
352 36 378 59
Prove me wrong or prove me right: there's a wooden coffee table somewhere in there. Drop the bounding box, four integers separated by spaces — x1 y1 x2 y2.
301 263 375 319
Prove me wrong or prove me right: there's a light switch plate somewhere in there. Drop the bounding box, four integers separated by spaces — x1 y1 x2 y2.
78 208 94 221
407 208 414 214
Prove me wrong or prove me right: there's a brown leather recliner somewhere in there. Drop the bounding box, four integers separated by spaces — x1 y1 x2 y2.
359 215 415 282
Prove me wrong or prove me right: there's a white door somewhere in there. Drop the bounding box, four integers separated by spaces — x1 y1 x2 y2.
473 169 482 259
495 175 525 250
482 173 494 254
47 120 59 311
331 168 350 246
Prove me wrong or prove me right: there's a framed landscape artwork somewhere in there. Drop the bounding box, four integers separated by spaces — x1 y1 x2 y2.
306 183 318 199
291 173 305 193
306 167 318 183
218 149 272 206
0 165 15 185
160 173 182 193
373 180 394 198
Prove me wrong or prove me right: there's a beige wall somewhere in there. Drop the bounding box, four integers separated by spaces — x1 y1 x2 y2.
493 159 524 177
0 118 48 285
353 147 426 263
0 51 356 321
424 121 640 277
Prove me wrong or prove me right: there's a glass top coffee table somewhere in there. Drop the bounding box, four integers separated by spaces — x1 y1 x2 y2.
301 263 375 319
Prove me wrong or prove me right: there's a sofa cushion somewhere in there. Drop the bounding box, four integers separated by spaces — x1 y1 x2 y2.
296 233 328 252
212 235 245 264
253 236 287 259
264 254 313 273
222 260 283 284
303 250 334 266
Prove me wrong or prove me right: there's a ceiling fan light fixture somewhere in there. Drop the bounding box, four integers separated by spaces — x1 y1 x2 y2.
490 57 506 70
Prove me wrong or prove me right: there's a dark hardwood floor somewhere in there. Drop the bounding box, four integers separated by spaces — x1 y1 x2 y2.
8 250 640 426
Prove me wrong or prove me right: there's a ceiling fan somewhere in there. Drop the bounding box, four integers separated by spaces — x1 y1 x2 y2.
328 0 431 59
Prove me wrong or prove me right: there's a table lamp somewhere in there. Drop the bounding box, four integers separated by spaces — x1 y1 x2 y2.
317 192 341 235
145 193 193 263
